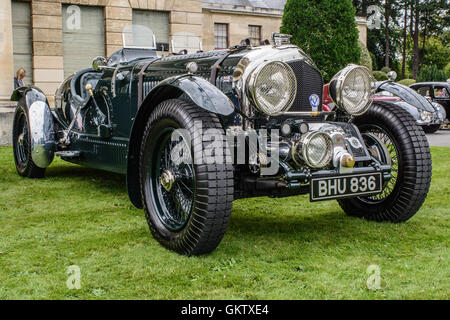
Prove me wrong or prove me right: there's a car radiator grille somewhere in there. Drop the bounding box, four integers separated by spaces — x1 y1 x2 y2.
287 59 323 113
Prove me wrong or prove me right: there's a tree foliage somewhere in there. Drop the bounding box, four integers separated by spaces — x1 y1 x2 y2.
417 65 448 82
359 41 373 71
281 0 361 82
373 70 388 80
354 0 449 79
397 78 416 86
445 63 450 78
421 34 450 71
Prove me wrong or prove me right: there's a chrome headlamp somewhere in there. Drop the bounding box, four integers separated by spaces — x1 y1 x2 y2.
293 131 334 169
420 110 432 123
432 102 446 121
247 61 297 116
329 65 375 116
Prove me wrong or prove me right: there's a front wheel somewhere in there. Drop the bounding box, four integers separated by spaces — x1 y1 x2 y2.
338 101 432 222
139 99 234 256
12 105 46 178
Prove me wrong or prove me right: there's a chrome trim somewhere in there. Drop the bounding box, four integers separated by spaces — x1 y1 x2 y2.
284 111 335 117
232 45 311 122
292 131 334 169
329 64 375 116
28 101 55 168
246 60 297 115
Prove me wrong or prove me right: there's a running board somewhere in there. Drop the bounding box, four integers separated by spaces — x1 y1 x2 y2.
55 151 81 158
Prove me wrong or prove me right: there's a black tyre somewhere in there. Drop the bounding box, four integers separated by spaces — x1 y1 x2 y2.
338 101 431 222
139 99 234 255
422 124 441 134
12 105 46 178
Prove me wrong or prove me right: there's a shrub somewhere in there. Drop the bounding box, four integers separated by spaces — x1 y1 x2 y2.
417 65 447 82
358 41 372 71
370 52 378 71
398 79 416 86
281 0 360 82
373 71 388 81
444 62 450 78
381 66 391 74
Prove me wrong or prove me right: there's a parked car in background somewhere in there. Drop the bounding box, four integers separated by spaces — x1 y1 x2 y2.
324 72 445 134
410 82 450 123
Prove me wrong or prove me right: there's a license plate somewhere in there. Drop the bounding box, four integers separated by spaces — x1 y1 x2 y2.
310 173 383 201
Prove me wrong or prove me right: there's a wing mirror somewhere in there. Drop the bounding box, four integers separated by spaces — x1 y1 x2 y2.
92 56 108 71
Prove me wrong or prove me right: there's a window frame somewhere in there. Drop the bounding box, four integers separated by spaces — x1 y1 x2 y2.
248 25 262 46
214 23 229 49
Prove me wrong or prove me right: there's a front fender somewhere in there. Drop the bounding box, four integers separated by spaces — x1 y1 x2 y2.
126 75 235 209
13 87 55 168
389 101 421 120
142 75 235 116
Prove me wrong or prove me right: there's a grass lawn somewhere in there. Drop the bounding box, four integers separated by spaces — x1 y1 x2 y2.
0 145 448 300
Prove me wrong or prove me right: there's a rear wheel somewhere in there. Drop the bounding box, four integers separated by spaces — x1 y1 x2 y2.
139 99 234 255
338 102 431 222
12 105 45 178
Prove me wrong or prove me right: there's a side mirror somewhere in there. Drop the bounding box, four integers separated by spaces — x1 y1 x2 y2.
387 71 397 81
92 56 107 71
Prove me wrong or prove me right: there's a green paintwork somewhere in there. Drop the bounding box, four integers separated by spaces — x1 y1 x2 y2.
51 46 316 175
52 49 247 174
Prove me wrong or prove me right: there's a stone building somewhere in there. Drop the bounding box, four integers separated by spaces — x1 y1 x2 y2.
0 0 367 145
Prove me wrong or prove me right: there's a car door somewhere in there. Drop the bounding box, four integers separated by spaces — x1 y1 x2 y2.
415 85 433 99
432 85 450 116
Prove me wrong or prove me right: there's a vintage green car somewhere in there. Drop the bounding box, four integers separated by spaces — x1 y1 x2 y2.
11 26 431 256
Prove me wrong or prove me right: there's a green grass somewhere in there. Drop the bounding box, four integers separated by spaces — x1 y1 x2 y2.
0 146 448 300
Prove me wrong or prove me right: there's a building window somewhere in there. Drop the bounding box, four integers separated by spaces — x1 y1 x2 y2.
132 9 170 47
214 23 229 49
11 0 33 84
249 25 261 46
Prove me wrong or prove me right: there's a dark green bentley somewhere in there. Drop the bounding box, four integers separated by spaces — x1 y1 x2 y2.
11 26 431 255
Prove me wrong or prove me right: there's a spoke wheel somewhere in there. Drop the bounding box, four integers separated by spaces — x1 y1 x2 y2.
151 125 195 232
337 101 431 223
139 99 234 256
359 125 399 202
15 113 29 168
12 105 45 178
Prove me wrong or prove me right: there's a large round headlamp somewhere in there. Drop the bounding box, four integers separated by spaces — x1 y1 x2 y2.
329 65 374 116
247 61 297 115
293 131 334 169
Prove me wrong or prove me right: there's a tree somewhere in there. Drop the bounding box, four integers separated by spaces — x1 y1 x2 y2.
411 0 420 78
422 35 450 70
281 0 361 82
401 0 411 79
359 41 373 71
384 0 391 68
367 21 402 72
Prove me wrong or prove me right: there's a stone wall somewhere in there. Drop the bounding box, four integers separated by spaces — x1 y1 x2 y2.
0 1 14 101
1 0 203 106
356 16 368 47
202 8 282 52
0 102 17 146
